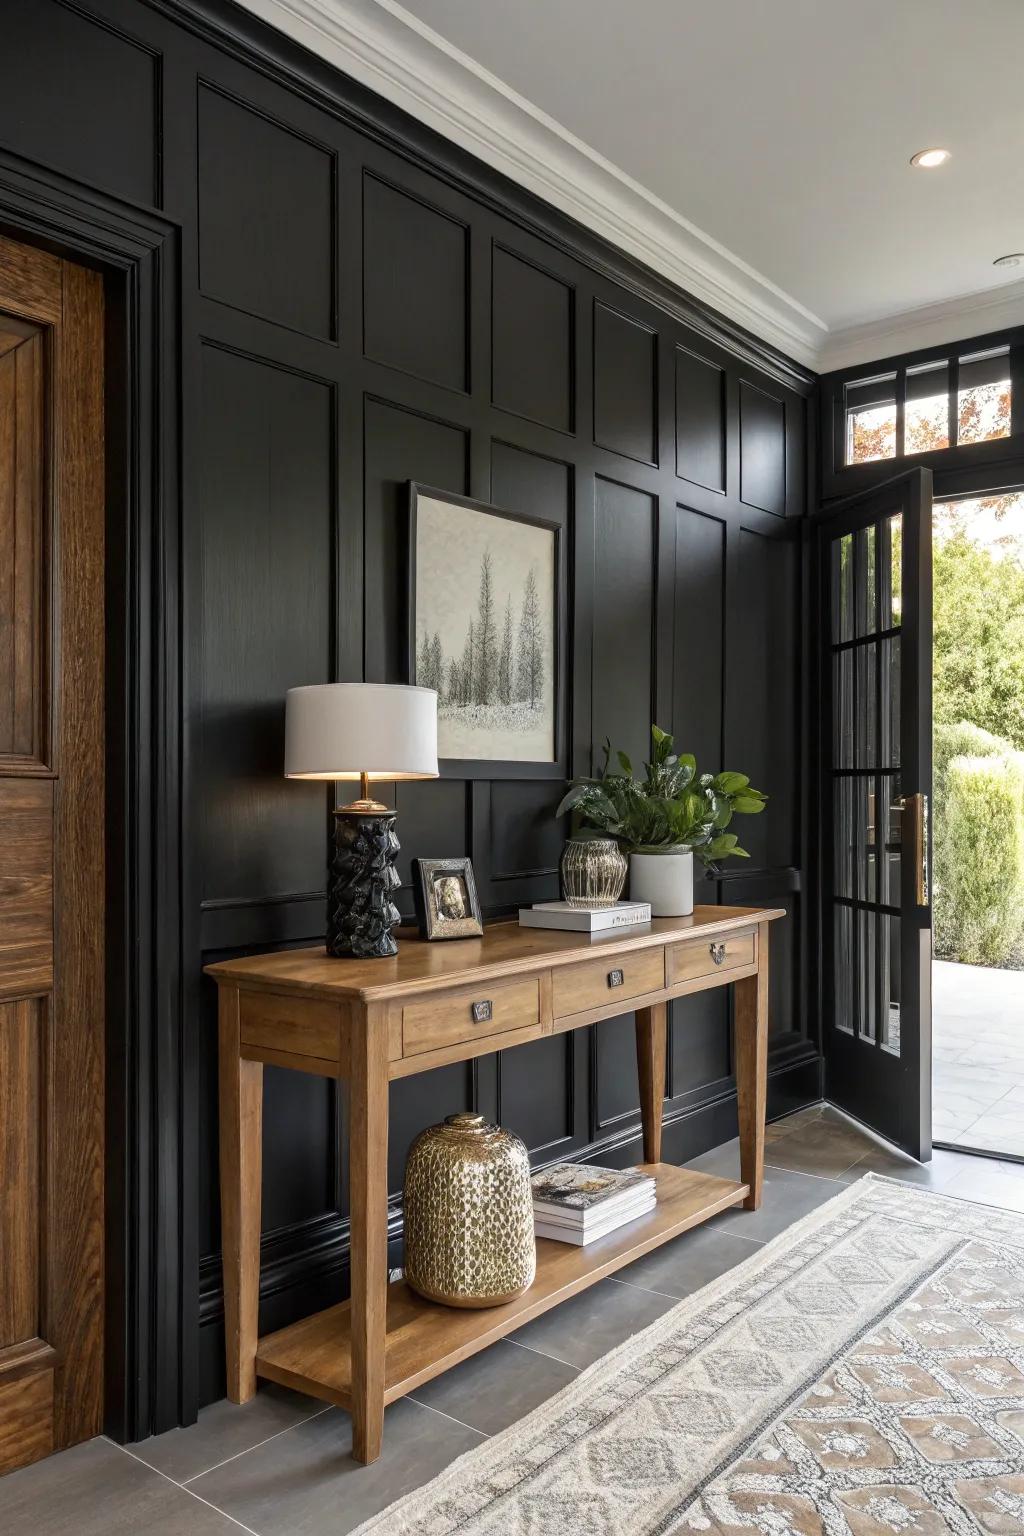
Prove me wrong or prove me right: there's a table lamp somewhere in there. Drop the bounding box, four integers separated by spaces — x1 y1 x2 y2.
285 683 438 958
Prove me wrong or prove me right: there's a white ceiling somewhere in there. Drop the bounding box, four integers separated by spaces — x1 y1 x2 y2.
240 0 1024 370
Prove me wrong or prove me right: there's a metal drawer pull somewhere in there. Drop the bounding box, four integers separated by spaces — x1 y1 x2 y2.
709 943 726 966
471 1000 493 1024
607 968 624 988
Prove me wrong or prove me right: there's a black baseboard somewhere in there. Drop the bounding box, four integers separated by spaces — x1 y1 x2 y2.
192 1047 821 1416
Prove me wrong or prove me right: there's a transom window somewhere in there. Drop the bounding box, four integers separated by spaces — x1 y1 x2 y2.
845 346 1011 466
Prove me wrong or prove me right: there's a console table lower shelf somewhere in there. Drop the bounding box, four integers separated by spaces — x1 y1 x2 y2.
253 1163 746 1410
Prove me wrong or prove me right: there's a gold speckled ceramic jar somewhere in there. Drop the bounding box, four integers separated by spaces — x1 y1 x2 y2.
403 1113 536 1308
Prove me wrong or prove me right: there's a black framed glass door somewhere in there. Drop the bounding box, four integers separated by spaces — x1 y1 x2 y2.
820 468 933 1159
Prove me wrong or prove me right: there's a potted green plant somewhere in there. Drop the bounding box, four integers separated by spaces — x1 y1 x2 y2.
555 725 767 915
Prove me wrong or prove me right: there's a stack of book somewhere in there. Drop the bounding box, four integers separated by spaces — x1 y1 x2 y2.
530 1162 657 1246
518 900 652 933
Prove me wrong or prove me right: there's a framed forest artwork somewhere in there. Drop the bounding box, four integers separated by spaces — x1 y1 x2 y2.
407 484 565 777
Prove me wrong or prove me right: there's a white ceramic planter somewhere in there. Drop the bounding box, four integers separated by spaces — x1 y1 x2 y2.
629 849 694 916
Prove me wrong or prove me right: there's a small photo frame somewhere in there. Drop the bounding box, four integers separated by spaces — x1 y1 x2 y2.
412 857 484 941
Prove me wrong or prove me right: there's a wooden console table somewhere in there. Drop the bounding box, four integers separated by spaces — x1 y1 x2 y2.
206 904 781 1464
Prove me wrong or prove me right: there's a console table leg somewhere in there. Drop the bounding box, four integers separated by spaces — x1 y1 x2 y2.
735 921 769 1210
219 985 263 1403
636 1001 667 1164
349 1006 389 1465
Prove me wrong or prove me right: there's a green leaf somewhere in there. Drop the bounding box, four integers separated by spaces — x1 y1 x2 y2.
555 784 589 818
616 750 633 776
732 793 766 814
715 771 750 795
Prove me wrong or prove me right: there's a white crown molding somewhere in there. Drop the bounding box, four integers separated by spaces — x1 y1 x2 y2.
232 0 827 368
231 0 1024 379
819 279 1024 374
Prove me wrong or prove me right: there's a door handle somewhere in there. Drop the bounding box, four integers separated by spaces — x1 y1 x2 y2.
905 791 929 908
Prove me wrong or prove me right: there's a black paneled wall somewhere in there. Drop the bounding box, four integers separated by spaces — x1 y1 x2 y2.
0 0 816 1420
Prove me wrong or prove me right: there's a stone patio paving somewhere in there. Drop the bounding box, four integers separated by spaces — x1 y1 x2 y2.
934 957 1024 1155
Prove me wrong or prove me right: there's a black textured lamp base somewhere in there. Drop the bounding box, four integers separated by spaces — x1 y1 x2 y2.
327 810 401 959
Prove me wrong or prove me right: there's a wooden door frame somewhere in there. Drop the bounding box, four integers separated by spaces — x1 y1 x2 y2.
0 151 185 1444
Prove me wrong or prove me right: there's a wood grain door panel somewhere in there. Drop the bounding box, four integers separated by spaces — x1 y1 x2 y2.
0 238 104 1474
0 321 47 768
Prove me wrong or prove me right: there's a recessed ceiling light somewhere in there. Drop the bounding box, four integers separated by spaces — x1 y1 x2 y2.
993 253 1024 268
910 148 950 169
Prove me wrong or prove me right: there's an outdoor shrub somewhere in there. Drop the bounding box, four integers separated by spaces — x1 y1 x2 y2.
933 751 1024 965
933 719 1008 811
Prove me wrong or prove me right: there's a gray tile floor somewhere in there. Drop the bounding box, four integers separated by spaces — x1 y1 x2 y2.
934 958 1024 1155
6 1107 1023 1536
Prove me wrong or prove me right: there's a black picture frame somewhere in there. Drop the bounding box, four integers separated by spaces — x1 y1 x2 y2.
407 482 567 780
412 857 485 941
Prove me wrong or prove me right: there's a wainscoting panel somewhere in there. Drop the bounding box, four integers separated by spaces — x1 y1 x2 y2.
0 0 159 207
675 346 727 493
592 477 657 767
491 245 575 433
0 0 817 1432
739 378 787 517
197 344 334 906
197 84 336 339
673 504 727 770
730 526 801 870
594 301 658 466
363 174 469 391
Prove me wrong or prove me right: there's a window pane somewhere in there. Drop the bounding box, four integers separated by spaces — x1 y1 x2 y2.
855 525 877 636
855 641 877 768
834 777 854 899
832 532 853 643
857 775 876 903
888 513 902 627
905 360 949 453
881 914 901 1057
835 906 853 1035
858 907 877 1043
879 773 901 906
958 348 1011 445
846 373 896 464
834 648 854 768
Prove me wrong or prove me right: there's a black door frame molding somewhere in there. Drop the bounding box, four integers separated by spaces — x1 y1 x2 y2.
0 148 184 1443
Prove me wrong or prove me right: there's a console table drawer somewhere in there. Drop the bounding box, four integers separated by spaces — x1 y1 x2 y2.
668 931 755 985
402 976 542 1057
553 948 665 1018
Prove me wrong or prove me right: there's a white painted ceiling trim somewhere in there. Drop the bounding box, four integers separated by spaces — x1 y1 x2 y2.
234 0 1023 376
818 278 1024 374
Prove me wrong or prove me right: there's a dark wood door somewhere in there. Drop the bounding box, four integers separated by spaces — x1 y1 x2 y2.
819 469 933 1159
0 237 104 1472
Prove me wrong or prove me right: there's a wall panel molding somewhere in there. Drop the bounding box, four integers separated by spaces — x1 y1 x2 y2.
0 0 814 1441
220 0 826 368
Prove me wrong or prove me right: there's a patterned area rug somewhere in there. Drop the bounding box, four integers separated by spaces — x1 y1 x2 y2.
354 1174 1024 1536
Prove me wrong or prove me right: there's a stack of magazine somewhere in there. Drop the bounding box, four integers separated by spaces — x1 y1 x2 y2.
530 1162 657 1246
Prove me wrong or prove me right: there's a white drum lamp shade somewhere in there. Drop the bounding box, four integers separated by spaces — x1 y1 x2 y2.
284 682 438 782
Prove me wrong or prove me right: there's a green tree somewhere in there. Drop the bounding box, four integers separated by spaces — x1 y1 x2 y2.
933 528 1024 751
